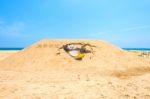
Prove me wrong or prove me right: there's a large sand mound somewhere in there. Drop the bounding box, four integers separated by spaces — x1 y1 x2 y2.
0 39 150 98
0 39 149 77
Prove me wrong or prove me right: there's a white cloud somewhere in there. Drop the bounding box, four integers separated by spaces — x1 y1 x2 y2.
64 0 87 6
0 21 26 37
83 25 150 40
0 20 4 25
121 25 150 32
87 32 105 36
0 18 4 25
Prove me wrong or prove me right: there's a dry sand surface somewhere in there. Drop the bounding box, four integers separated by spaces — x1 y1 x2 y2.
0 39 150 99
0 51 18 61
128 51 150 59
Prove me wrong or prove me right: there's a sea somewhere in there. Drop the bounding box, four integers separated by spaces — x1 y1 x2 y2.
123 48 150 51
0 48 150 51
0 48 23 50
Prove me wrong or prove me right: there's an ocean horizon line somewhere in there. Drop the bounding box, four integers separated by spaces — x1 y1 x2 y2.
0 47 150 51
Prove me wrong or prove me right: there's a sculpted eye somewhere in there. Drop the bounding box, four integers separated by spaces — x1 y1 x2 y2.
58 43 96 60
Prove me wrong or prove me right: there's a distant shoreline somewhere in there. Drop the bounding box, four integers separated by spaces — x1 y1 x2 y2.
123 48 150 51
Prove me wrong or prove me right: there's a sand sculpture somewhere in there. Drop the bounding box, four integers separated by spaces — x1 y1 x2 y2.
58 43 96 60
0 39 150 98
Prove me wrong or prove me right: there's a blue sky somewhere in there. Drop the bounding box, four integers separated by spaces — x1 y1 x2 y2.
0 0 150 48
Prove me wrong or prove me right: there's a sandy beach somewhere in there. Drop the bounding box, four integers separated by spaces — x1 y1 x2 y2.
0 39 150 99
0 51 18 61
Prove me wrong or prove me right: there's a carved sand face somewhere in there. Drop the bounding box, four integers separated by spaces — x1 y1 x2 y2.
62 43 95 60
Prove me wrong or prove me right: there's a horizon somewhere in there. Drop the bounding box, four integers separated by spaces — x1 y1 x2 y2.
1 47 150 49
0 0 150 48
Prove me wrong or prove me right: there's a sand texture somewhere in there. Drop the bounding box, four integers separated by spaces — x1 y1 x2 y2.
0 39 150 99
0 51 17 61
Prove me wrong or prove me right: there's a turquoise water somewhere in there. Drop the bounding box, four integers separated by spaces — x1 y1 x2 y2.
0 48 23 50
0 48 150 51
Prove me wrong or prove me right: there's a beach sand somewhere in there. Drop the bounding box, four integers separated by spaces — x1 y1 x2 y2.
0 39 150 99
0 51 18 61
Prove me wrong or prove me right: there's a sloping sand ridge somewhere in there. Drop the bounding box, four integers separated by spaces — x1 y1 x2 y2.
0 39 150 98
